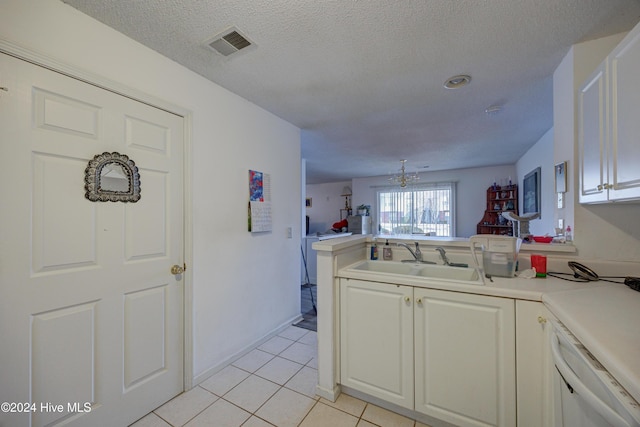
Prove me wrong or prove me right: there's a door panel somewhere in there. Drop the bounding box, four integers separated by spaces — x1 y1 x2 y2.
124 286 168 389
32 153 98 272
31 302 97 427
125 115 169 153
578 63 607 203
0 52 184 427
125 169 168 260
33 87 101 138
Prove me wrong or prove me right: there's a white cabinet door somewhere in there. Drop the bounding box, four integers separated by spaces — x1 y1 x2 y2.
339 279 414 409
579 61 608 204
515 301 557 427
414 288 516 427
609 25 640 201
579 21 640 204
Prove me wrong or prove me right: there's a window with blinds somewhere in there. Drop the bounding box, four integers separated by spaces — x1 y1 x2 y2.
377 182 455 236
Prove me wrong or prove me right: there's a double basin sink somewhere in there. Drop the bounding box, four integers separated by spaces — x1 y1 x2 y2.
341 260 484 285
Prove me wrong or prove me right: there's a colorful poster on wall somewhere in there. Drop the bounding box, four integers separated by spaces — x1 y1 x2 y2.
248 170 272 232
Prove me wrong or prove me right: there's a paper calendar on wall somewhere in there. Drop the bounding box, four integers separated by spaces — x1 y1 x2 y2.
248 169 272 232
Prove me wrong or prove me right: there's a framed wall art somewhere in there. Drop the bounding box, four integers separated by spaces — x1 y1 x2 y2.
523 167 541 216
555 161 567 193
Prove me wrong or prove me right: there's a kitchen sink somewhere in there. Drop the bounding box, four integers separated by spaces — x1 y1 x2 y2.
351 260 424 275
347 260 483 284
413 264 480 281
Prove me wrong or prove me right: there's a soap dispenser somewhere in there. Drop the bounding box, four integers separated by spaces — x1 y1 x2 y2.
383 240 393 260
370 239 379 260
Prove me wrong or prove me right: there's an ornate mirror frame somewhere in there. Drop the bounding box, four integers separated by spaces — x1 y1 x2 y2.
84 152 141 202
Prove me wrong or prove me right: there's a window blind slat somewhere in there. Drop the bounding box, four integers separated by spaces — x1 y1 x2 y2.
377 183 454 236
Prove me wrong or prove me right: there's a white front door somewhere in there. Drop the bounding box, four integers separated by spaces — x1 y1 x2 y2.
0 53 184 427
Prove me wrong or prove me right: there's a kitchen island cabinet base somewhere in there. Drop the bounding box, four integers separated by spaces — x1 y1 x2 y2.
340 278 516 427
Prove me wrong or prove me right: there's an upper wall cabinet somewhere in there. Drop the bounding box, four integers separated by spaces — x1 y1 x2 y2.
579 22 640 203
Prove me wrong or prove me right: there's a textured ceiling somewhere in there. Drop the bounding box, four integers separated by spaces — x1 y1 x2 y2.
63 0 640 184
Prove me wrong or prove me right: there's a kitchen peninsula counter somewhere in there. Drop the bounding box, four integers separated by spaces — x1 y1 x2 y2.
313 233 640 408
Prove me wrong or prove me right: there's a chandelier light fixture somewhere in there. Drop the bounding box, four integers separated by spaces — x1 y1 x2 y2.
389 159 420 188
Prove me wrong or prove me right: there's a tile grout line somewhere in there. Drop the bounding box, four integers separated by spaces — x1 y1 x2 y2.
214 328 318 425
147 326 319 427
218 363 318 426
153 385 219 427
295 398 321 426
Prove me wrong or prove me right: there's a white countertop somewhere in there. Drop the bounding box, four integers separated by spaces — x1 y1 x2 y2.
544 285 640 403
337 258 607 302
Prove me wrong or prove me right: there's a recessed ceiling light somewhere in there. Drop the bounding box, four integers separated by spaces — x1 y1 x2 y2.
444 74 471 89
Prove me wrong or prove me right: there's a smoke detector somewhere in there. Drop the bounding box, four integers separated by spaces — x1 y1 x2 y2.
205 27 254 56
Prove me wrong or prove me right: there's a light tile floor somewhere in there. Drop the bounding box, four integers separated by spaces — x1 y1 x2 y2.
131 325 431 427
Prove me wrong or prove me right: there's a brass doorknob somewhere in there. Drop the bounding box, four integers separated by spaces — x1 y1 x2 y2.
171 264 184 275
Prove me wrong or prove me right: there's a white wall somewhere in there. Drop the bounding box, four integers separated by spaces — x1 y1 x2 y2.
553 44 577 236
1 0 301 383
554 32 640 262
349 165 517 238
515 128 556 236
304 181 352 234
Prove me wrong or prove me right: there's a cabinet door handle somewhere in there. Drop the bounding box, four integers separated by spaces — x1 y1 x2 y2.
597 184 603 191
404 296 411 303
538 316 547 324
416 298 423 304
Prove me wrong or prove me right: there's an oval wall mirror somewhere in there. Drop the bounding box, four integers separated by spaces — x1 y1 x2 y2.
85 152 141 202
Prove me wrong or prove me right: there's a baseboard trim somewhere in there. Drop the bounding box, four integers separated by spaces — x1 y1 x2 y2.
316 384 341 402
191 313 302 387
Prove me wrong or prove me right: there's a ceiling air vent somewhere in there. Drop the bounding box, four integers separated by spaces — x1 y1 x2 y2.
206 28 253 56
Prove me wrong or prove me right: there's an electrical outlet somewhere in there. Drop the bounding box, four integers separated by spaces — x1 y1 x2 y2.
286 227 292 239
558 219 564 229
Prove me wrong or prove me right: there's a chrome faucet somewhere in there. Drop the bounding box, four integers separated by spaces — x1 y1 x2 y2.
397 242 421 261
397 242 435 264
435 246 468 268
435 247 450 265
